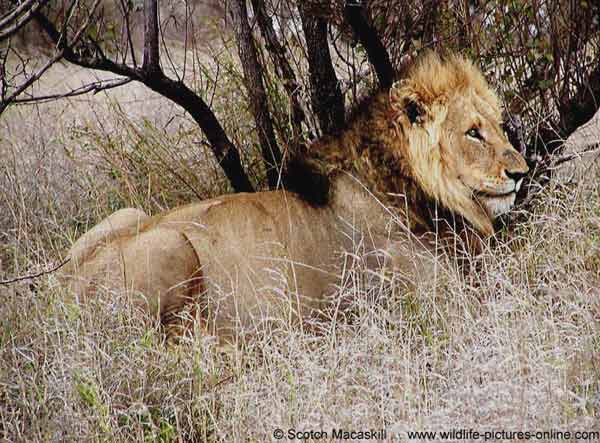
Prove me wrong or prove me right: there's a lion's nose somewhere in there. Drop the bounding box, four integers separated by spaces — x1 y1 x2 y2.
502 148 529 182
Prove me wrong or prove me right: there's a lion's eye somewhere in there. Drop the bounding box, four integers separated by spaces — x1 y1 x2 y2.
466 128 482 140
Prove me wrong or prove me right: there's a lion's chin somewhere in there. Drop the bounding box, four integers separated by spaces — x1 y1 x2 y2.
479 192 517 219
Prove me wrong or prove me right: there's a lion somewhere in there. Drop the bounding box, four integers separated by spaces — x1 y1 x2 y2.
63 53 529 341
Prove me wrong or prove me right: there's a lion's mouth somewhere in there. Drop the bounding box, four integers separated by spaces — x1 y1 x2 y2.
475 190 516 198
473 178 523 199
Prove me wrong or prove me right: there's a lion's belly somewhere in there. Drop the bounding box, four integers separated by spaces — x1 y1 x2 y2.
158 191 349 339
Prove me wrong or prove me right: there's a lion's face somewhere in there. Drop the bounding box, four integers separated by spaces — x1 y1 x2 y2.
390 53 529 235
442 93 529 219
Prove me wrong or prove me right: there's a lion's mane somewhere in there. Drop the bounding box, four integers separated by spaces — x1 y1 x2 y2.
284 52 504 238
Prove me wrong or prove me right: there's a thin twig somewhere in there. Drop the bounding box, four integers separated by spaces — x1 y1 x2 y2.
0 48 65 115
12 77 132 104
119 0 137 67
0 0 39 29
0 258 71 285
549 145 600 168
0 0 101 115
0 0 48 41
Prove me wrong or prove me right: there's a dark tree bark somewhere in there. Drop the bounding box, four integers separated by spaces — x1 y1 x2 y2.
343 1 395 89
142 76 256 193
298 3 345 135
32 5 254 193
142 0 160 75
229 0 283 189
250 0 310 145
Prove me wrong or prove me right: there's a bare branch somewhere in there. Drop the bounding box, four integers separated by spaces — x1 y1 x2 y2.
32 4 254 192
0 0 48 41
0 0 101 114
0 0 39 29
119 0 137 67
0 258 70 285
0 48 64 115
143 75 255 192
12 77 132 104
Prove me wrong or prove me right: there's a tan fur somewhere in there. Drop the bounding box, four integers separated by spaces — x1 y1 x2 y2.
62 53 528 341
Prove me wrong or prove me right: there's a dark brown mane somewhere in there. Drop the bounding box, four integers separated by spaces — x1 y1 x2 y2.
280 87 391 207
279 83 482 252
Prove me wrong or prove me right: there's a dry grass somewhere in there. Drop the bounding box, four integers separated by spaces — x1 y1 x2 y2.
1 59 600 442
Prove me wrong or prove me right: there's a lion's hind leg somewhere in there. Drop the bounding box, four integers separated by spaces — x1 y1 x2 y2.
119 227 207 341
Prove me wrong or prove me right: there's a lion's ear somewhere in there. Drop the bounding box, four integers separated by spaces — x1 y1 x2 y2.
390 80 429 125
404 99 425 124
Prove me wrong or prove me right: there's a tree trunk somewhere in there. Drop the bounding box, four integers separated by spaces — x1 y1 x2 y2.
142 75 255 193
250 0 310 146
229 0 283 189
298 3 345 135
142 0 160 76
